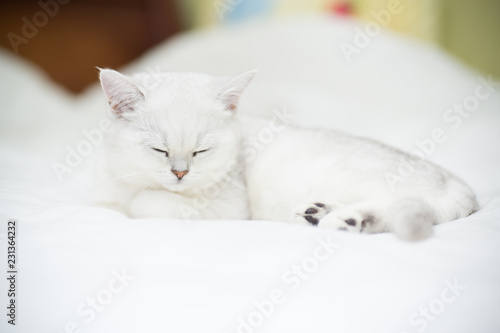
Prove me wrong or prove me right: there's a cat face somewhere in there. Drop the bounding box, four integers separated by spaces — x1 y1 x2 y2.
99 69 255 193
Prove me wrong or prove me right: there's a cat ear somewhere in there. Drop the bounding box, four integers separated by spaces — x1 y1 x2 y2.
220 70 257 112
99 68 144 117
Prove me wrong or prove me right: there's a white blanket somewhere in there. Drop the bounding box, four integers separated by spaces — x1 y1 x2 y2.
1 16 500 333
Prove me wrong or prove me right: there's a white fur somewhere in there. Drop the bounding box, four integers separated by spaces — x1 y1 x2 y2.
93 69 255 220
243 124 478 240
93 69 478 240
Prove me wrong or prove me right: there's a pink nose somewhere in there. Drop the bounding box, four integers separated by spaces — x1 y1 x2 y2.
172 170 188 180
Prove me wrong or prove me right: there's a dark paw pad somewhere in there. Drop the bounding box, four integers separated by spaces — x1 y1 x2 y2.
297 202 330 226
361 214 376 231
345 218 357 227
305 215 319 225
305 207 319 214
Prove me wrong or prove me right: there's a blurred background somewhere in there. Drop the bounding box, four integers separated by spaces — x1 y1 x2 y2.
1 0 498 93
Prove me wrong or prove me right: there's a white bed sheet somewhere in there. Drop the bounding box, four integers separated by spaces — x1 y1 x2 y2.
1 15 500 333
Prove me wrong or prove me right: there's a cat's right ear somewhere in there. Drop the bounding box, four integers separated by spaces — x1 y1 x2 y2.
99 68 144 118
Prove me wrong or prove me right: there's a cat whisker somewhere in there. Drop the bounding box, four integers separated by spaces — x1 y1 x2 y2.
102 171 149 184
135 178 160 194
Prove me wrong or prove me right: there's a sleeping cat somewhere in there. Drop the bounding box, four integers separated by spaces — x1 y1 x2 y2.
94 69 478 240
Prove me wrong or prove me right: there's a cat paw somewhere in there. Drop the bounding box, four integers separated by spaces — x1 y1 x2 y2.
130 189 188 219
94 201 129 216
318 209 364 233
292 202 330 226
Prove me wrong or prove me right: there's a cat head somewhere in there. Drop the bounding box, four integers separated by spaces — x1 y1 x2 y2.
99 68 255 193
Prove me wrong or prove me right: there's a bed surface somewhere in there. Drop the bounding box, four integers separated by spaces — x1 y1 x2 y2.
1 16 500 333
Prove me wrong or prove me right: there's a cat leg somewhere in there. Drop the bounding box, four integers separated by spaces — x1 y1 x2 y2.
129 189 196 219
317 198 435 240
319 205 380 233
293 198 436 240
95 202 129 216
293 201 384 233
317 209 363 232
92 178 139 217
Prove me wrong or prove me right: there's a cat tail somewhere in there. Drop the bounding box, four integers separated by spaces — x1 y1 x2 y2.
386 198 436 241
387 177 478 241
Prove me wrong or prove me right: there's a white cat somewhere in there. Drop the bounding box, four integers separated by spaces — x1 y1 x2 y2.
94 69 478 240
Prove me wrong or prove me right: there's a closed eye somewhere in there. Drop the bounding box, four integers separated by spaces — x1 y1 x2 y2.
152 148 169 157
193 149 209 157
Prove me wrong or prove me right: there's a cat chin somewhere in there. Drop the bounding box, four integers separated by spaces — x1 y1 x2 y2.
160 181 192 194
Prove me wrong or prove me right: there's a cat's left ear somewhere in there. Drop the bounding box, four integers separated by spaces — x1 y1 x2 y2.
220 70 257 112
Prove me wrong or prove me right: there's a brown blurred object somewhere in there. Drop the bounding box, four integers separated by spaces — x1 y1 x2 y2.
0 0 182 93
